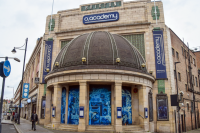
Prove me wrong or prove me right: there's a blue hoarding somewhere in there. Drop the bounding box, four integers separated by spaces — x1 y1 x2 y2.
42 40 53 83
153 30 167 79
22 83 29 98
83 12 119 24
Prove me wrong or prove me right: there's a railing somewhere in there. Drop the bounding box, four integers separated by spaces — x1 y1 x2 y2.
139 114 144 119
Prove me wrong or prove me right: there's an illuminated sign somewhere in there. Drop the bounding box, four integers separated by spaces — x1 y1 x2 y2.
83 12 119 24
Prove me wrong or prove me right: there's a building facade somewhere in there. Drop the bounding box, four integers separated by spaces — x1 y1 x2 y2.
14 0 200 132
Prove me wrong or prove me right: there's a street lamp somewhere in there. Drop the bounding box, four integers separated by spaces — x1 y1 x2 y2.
7 86 14 101
175 61 181 133
0 56 20 133
11 38 28 124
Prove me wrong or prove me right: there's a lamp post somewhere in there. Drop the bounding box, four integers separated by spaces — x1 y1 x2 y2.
7 86 14 101
175 61 181 133
0 57 20 133
11 38 28 124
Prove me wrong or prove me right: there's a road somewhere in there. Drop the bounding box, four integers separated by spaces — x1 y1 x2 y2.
2 124 17 133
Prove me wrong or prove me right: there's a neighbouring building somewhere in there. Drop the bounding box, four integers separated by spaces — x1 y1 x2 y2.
13 0 200 132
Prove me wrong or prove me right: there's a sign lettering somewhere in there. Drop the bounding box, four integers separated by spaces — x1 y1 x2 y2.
42 40 53 83
83 12 119 24
153 30 167 79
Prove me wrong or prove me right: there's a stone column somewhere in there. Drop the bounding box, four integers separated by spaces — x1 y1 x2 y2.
132 86 139 125
138 85 149 131
114 81 122 132
52 84 62 129
44 87 52 125
78 81 87 132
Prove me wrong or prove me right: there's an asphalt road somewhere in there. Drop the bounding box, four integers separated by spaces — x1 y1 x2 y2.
2 124 17 133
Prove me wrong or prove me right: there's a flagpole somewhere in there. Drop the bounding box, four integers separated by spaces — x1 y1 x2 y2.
49 0 54 35
154 0 158 25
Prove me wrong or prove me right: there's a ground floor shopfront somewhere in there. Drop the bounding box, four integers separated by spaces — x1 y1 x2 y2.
43 70 157 132
20 95 37 121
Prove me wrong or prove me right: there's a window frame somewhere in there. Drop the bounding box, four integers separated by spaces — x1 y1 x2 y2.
195 77 198 87
178 72 181 81
172 48 175 57
176 51 179 59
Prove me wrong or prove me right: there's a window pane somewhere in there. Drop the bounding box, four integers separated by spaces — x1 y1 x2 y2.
61 40 71 49
123 34 145 59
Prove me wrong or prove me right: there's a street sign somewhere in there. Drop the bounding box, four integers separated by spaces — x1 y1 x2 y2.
0 60 11 77
3 60 11 77
22 83 30 98
35 77 39 84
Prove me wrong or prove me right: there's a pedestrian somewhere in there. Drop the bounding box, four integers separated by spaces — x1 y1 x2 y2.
14 112 18 123
31 111 38 131
12 111 15 121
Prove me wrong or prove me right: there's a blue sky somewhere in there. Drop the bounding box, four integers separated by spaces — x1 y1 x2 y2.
0 0 199 100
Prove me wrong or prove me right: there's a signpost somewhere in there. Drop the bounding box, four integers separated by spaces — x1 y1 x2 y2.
0 58 11 133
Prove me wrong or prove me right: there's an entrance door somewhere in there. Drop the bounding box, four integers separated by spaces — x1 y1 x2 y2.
181 115 184 132
61 87 66 123
122 86 132 125
67 86 79 125
89 85 111 125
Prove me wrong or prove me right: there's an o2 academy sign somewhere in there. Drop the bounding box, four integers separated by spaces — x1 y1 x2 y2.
81 1 121 11
83 12 119 24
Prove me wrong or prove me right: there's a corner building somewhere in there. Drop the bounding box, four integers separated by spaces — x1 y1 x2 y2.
33 0 200 132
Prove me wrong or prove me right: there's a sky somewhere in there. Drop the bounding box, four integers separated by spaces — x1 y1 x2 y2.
0 0 199 100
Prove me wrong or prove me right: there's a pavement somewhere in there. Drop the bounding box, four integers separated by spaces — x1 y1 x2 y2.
1 118 200 133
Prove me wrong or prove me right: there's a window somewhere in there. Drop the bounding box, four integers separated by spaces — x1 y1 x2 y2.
195 77 198 87
178 72 181 81
148 91 153 122
181 47 184 55
176 51 179 59
123 34 145 59
191 101 194 112
185 84 188 91
190 56 192 63
193 58 196 66
174 70 176 78
172 48 175 56
187 103 189 112
192 75 194 85
61 40 71 49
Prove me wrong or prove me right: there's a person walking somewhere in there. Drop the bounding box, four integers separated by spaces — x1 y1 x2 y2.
14 111 18 123
31 111 38 131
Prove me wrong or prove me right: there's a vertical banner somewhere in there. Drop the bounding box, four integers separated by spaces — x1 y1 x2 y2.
22 83 30 98
158 80 165 93
42 40 53 83
153 30 167 79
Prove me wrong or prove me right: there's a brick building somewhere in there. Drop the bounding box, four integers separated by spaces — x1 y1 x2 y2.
13 0 200 132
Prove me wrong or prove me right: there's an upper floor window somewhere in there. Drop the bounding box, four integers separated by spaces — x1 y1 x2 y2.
178 72 181 81
187 103 189 112
192 75 194 85
61 40 71 49
193 58 196 66
172 48 175 56
185 84 187 91
181 47 184 55
195 77 198 87
176 51 179 59
174 70 176 79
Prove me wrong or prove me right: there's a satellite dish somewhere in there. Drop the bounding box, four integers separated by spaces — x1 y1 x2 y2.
195 48 198 50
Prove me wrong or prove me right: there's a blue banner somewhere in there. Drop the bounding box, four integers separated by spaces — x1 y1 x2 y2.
22 83 29 98
42 40 53 83
83 12 119 24
153 30 167 79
